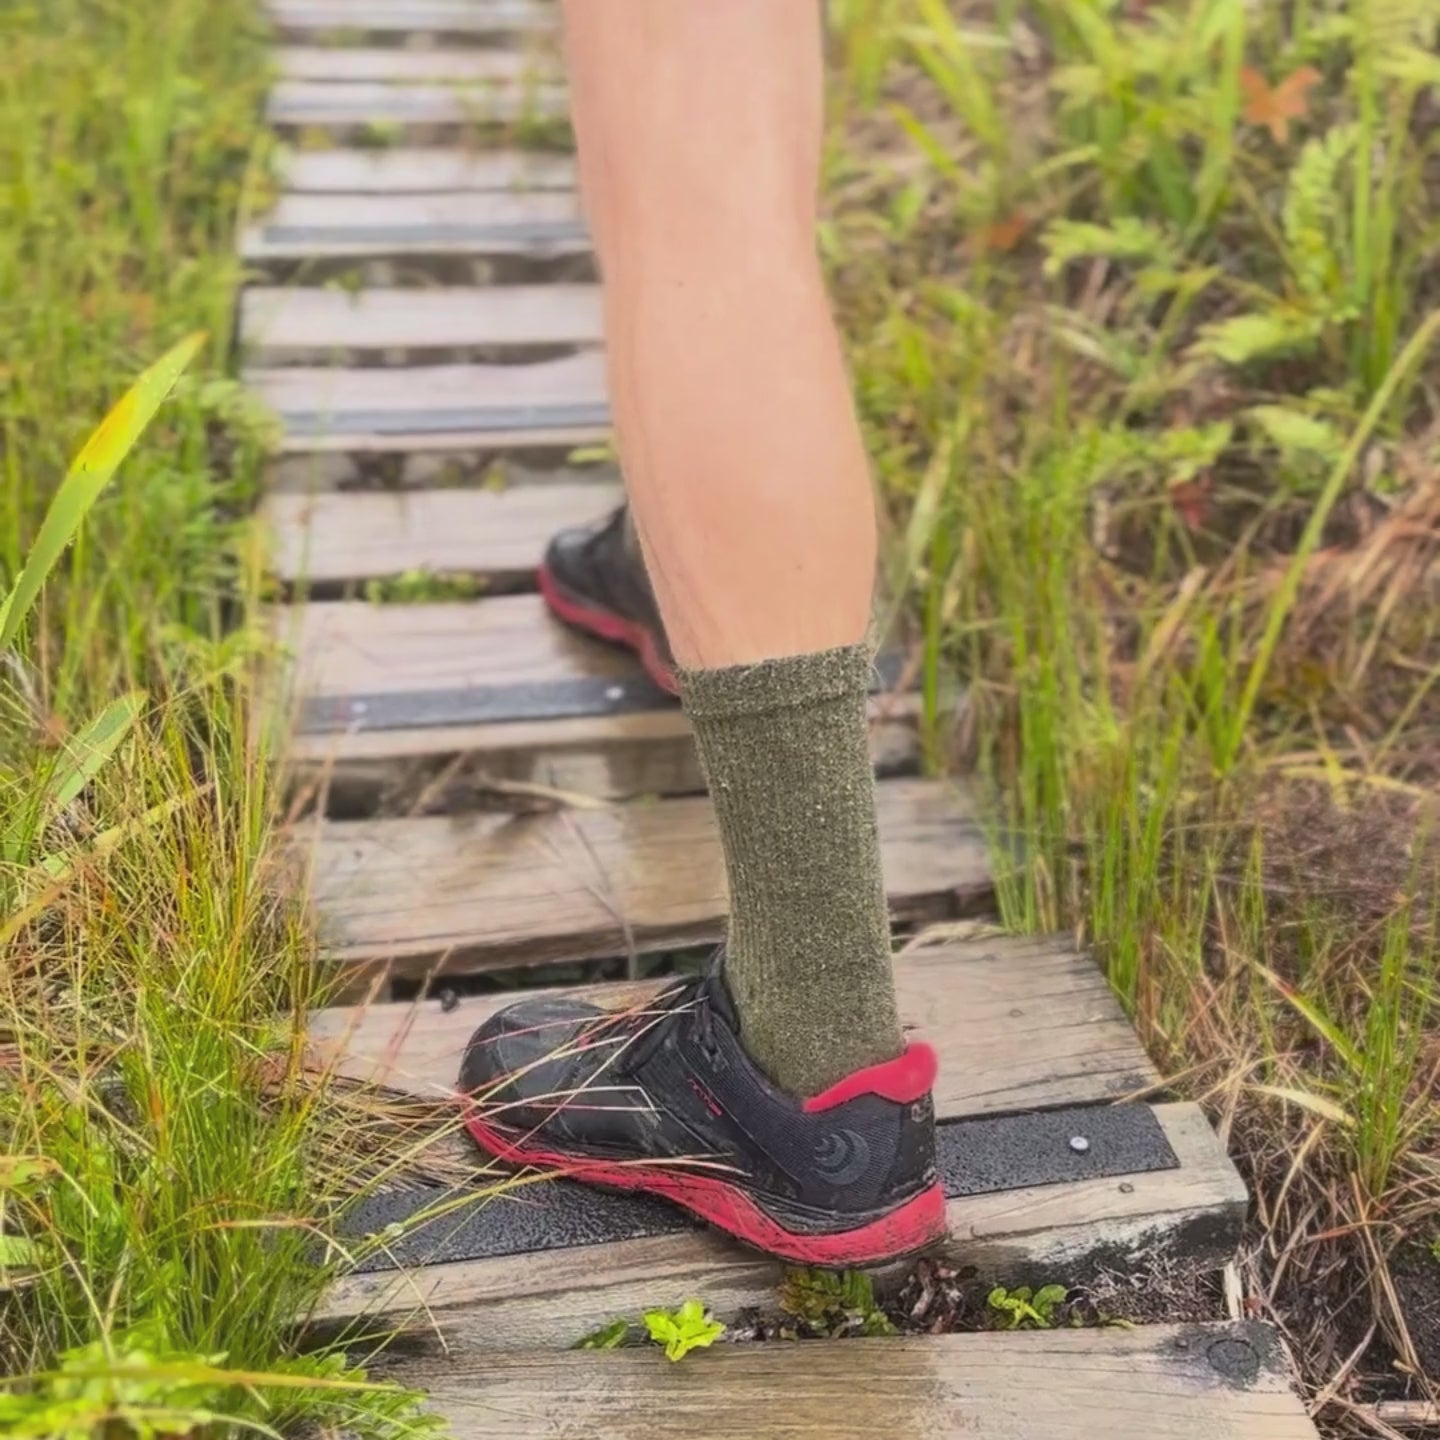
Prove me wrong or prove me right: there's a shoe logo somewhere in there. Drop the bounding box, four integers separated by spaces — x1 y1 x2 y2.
812 1128 871 1186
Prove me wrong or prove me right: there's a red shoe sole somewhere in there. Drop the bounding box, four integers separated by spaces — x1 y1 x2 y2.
462 1108 948 1268
537 561 679 696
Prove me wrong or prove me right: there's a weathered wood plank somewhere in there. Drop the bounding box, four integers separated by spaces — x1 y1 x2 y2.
241 192 587 263
248 354 609 454
389 1323 1315 1440
278 595 635 724
275 48 557 84
267 452 606 492
277 147 575 194
311 933 1159 1109
290 700 923 809
302 777 990 977
264 483 619 586
266 0 550 41
240 285 603 364
279 596 921 798
267 80 567 131
316 1103 1248 1336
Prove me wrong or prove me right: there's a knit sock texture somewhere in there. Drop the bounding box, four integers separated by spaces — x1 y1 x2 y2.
678 643 903 1096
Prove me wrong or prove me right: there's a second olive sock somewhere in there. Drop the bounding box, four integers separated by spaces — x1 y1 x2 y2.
678 643 903 1096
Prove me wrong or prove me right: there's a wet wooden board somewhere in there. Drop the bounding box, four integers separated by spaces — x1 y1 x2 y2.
267 0 549 40
318 1103 1248 1337
279 596 921 799
266 451 606 493
277 147 575 194
240 285 603 364
248 354 609 453
275 48 558 84
302 777 990 978
268 80 568 132
311 932 1160 1108
387 1324 1317 1440
264 482 619 586
241 191 587 264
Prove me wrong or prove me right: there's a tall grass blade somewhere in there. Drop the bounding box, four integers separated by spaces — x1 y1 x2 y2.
0 332 205 652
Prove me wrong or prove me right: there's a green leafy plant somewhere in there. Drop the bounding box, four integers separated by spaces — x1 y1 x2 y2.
642 1300 726 1362
575 1319 631 1351
578 1301 725 1361
778 1267 897 1338
986 1284 1070 1330
364 569 484 604
0 1329 445 1440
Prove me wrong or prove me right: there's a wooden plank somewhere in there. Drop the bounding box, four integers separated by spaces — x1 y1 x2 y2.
288 699 923 808
266 451 607 492
278 594 921 799
263 483 620 586
302 777 991 977
389 1324 1316 1440
279 593 632 702
316 1103 1248 1336
247 354 609 454
310 933 1160 1108
241 191 587 262
277 147 575 194
267 80 568 131
240 285 603 364
266 0 550 40
275 48 557 84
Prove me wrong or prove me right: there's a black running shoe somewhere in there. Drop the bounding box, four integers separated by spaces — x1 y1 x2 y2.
457 961 945 1266
537 505 677 694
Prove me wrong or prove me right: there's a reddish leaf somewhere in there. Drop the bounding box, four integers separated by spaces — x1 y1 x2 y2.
1240 65 1321 144
1169 476 1212 533
972 212 1030 255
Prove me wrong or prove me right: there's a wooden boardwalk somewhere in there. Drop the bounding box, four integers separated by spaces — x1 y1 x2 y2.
246 3 1312 1434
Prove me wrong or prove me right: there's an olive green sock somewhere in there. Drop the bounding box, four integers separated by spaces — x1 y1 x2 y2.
678 643 903 1096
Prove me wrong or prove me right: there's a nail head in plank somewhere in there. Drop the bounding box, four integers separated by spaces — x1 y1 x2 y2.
241 193 587 262
277 148 575 194
303 777 991 977
264 484 620 587
310 934 1160 1111
268 80 568 130
316 1104 1248 1334
389 1324 1316 1440
276 47 558 84
248 354 610 452
240 285 603 362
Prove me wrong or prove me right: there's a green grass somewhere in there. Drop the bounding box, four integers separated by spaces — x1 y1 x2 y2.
828 0 1440 1413
0 4 484 1434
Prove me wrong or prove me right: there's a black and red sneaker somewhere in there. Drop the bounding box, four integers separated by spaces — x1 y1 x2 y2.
457 962 945 1267
537 506 677 695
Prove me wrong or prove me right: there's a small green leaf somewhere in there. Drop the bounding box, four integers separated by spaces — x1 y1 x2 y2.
1246 405 1341 456
643 1300 725 1362
1042 217 1176 277
0 1155 57 1192
576 1319 631 1351
1192 310 1324 366
0 1234 41 1268
45 691 145 817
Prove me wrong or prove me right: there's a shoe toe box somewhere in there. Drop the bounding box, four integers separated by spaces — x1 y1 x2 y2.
457 995 605 1098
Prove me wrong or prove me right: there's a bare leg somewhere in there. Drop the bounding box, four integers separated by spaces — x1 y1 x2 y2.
561 0 877 668
458 2 941 1265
